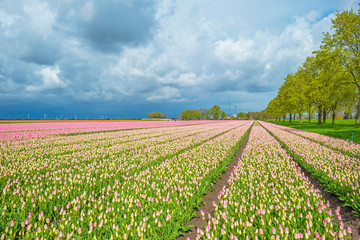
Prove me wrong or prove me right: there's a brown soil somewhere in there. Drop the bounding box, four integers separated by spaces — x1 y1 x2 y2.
177 129 251 240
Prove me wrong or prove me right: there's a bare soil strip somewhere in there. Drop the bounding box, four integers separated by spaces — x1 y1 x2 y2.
177 129 251 240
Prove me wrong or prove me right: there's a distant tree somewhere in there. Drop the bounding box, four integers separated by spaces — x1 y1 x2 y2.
199 108 210 120
180 110 190 120
181 109 201 120
192 109 201 119
236 112 247 119
147 112 167 118
221 111 227 119
210 105 221 120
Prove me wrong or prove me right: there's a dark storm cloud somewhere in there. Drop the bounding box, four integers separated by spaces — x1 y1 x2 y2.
0 0 159 103
0 0 159 62
43 1 158 53
0 1 60 65
79 1 158 51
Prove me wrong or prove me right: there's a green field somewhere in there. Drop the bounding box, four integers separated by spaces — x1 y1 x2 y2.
267 119 360 144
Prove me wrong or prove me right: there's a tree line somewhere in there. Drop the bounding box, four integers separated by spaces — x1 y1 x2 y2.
236 111 272 120
180 106 272 120
266 6 360 124
180 105 227 120
147 112 167 119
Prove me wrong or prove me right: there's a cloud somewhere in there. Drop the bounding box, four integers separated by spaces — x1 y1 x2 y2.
0 1 62 65
80 1 95 22
0 0 356 118
60 0 159 52
147 86 183 102
214 38 254 63
26 65 66 92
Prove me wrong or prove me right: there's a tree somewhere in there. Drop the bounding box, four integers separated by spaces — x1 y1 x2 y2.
296 64 316 123
311 48 355 124
199 108 210 120
265 5 360 124
221 111 227 119
276 73 307 123
290 71 308 123
180 110 191 120
180 109 201 120
318 49 354 124
210 105 221 120
265 94 286 121
147 112 167 118
322 7 360 123
236 112 247 119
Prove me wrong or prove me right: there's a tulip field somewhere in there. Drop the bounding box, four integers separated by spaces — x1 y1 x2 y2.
261 121 360 219
0 121 252 239
1 120 358 239
197 124 351 239
0 120 219 141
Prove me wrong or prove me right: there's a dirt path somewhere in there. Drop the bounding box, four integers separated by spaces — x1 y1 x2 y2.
177 129 251 240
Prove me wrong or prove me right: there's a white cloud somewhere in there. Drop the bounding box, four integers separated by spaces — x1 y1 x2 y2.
92 3 335 106
26 65 66 92
80 1 95 22
146 86 183 102
0 9 18 30
158 72 201 87
214 38 254 63
23 2 56 39
265 63 271 71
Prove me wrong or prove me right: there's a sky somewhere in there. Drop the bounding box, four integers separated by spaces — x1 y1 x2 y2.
0 0 358 119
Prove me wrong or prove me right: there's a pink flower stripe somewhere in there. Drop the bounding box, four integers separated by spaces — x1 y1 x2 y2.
198 124 349 239
1 122 243 180
1 122 230 160
0 120 224 141
261 121 360 217
0 121 252 239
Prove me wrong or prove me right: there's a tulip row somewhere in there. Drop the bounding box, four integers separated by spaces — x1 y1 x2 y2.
1 122 228 163
0 121 252 239
0 120 221 141
1 122 241 220
273 124 360 159
199 124 350 239
261 121 360 217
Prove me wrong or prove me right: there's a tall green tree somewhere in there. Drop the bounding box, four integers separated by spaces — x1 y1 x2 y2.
210 105 221 120
265 95 287 121
147 111 167 118
322 6 360 123
289 72 307 123
296 65 315 123
199 108 210 120
236 112 247 119
317 49 354 123
181 109 201 120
